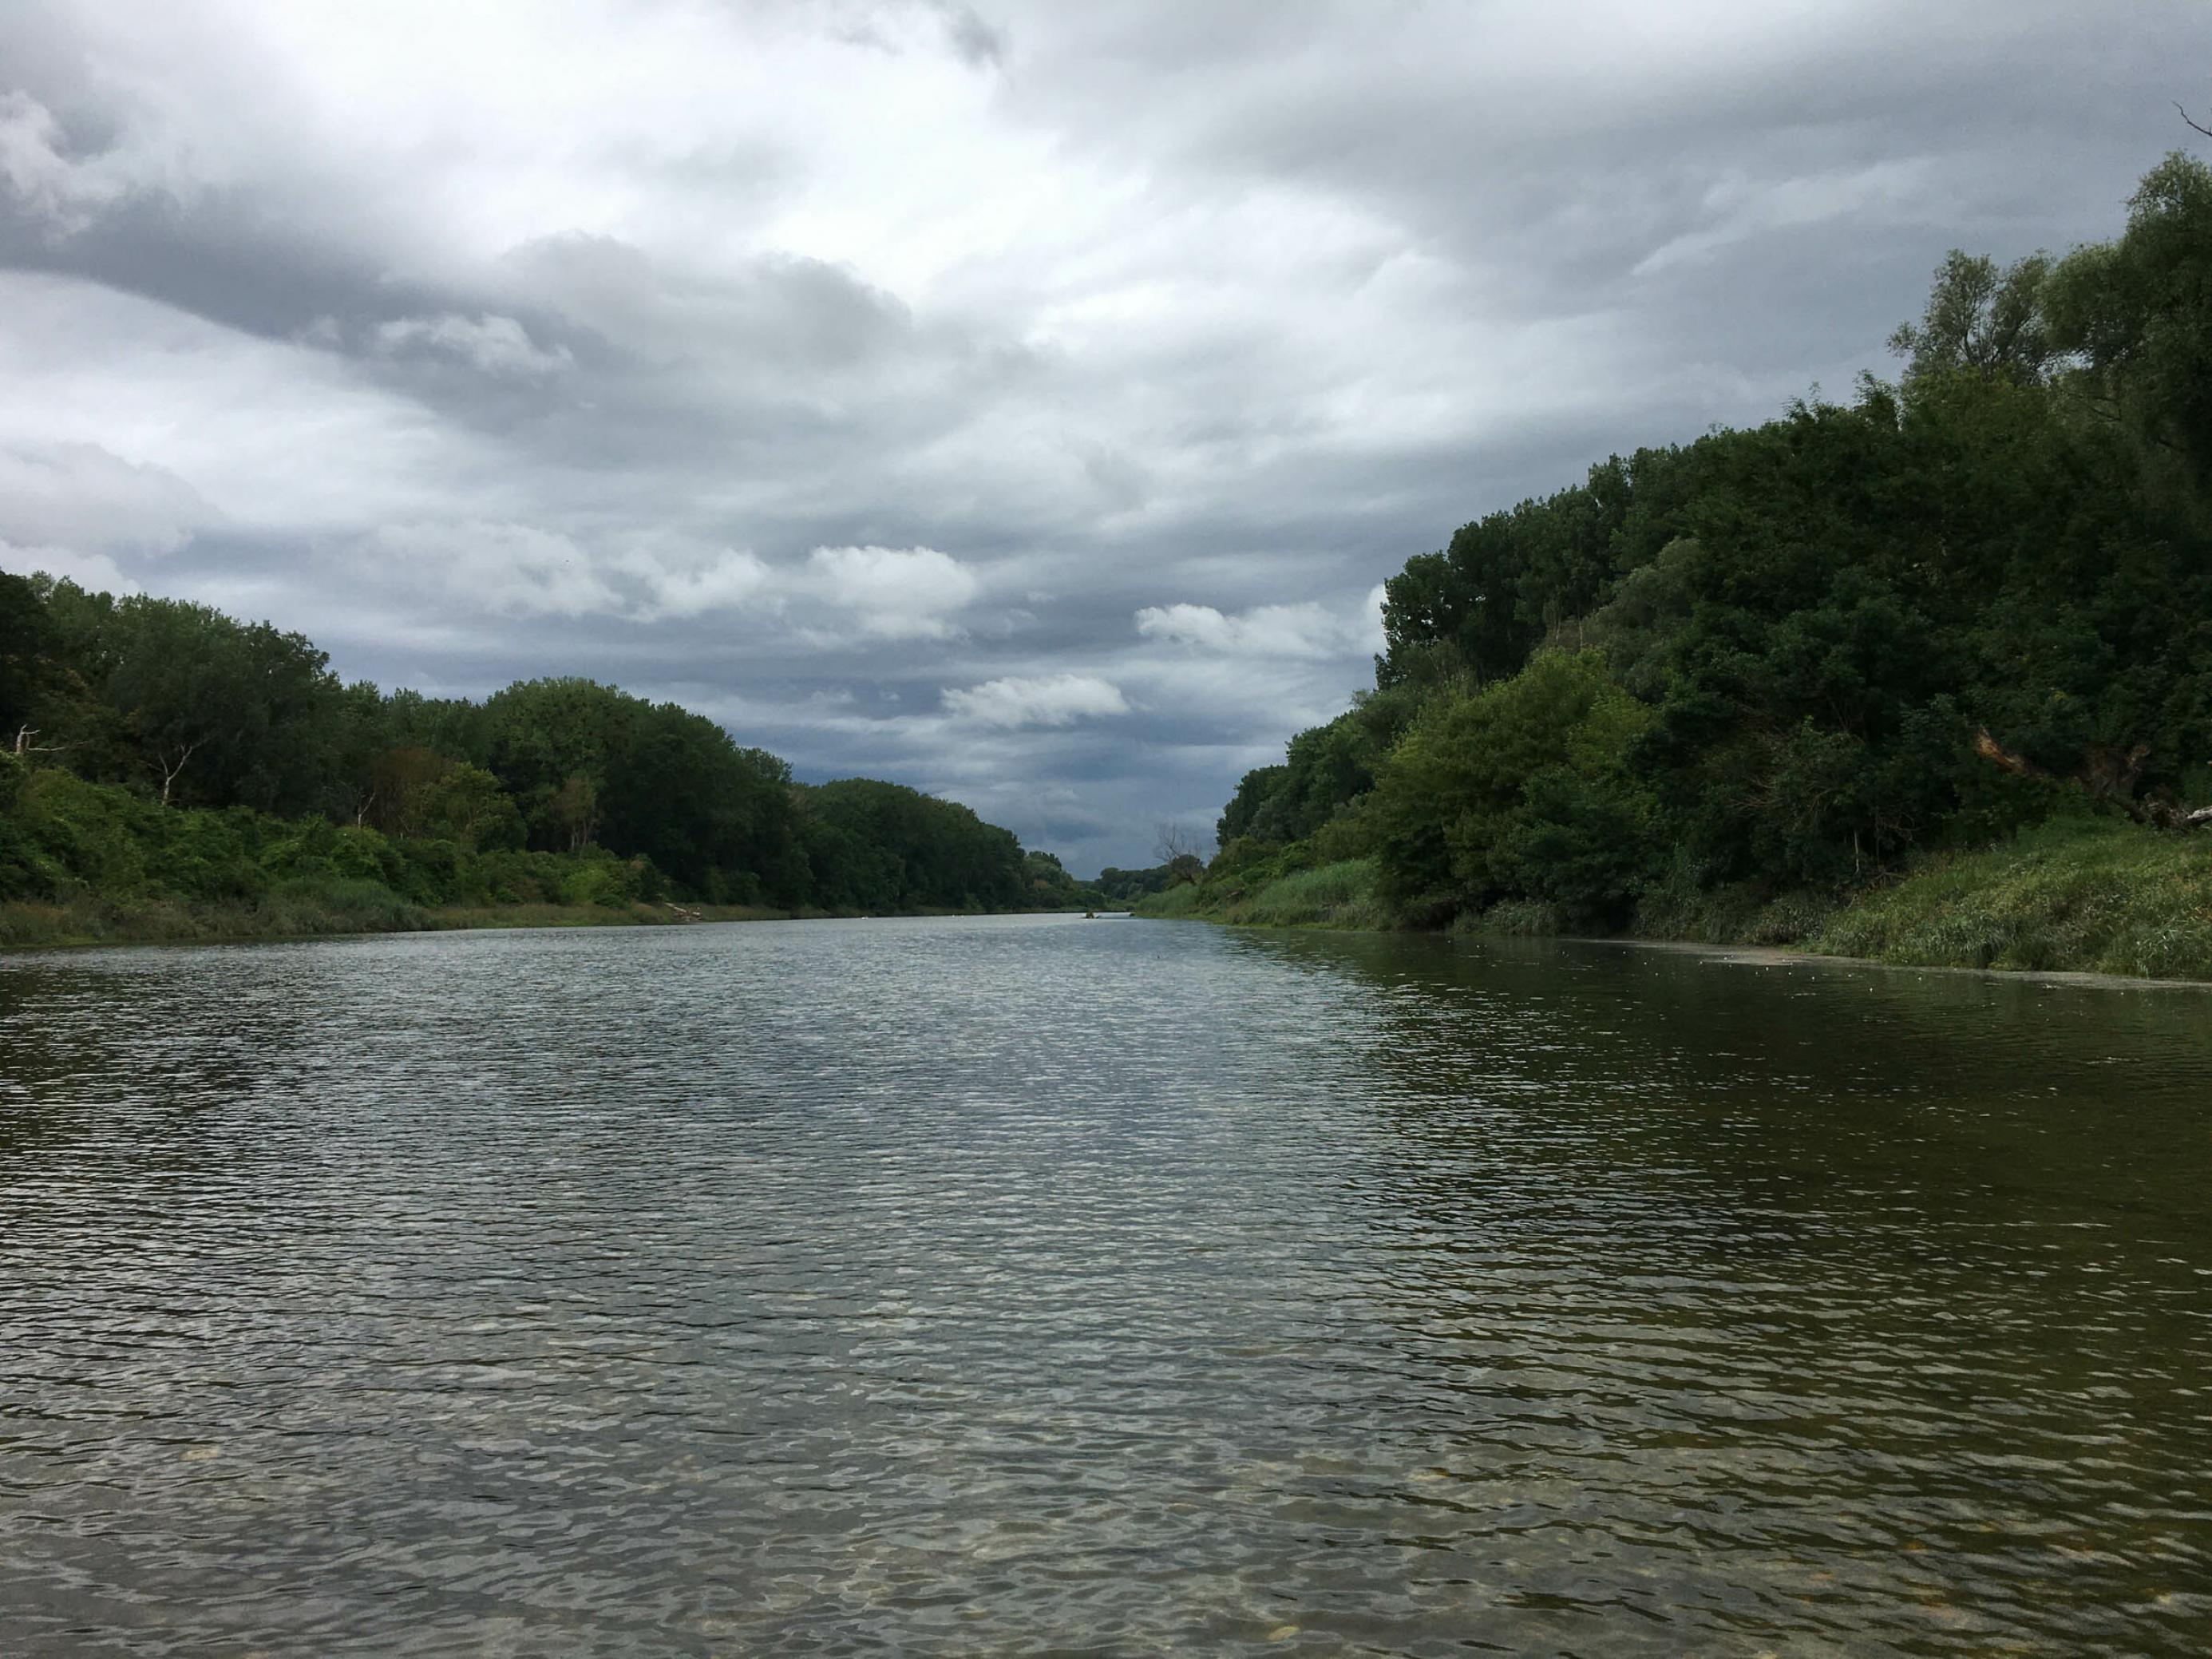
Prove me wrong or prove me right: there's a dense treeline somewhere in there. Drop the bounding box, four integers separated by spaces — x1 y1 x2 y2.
1185 152 2212 952
0 577 1105 931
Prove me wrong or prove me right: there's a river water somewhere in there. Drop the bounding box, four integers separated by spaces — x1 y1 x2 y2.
1 915 2207 1656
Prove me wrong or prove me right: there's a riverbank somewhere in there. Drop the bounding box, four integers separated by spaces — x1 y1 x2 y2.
1133 818 2212 981
0 889 770 951
0 889 1094 952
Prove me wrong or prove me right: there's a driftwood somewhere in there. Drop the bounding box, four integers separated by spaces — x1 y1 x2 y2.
665 902 703 922
1974 728 2209 829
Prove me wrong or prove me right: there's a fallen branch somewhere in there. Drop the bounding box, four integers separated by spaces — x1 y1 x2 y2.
1973 728 2209 828
1973 727 2039 778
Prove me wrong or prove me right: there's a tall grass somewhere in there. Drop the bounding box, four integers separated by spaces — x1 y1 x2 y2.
0 877 429 950
1815 818 2212 979
1132 881 1209 918
1632 884 1837 946
1135 859 1385 929
1237 859 1386 928
0 884 829 951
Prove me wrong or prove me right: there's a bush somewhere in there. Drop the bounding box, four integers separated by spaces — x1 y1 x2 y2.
1462 898 1564 936
1371 651 1658 928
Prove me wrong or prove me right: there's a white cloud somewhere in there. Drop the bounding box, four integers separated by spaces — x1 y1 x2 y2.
0 441 216 557
943 672 1130 727
364 520 623 618
1632 160 1936 277
0 540 140 595
0 0 2191 869
805 544 980 638
633 548 774 619
359 523 782 622
1135 590 1383 659
0 92 138 235
370 312 574 378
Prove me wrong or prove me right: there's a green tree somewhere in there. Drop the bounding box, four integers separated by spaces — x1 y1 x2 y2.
1888 249 2056 385
1372 651 1656 926
2044 151 2212 498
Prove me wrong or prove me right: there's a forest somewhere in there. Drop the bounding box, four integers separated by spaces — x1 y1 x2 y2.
1150 151 2212 977
0 576 1105 944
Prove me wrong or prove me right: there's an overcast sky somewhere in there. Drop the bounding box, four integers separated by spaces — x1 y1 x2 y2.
0 2 2203 871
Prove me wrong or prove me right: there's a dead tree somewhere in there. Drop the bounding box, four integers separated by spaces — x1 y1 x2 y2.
11 726 74 760
154 738 200 806
1974 728 2208 828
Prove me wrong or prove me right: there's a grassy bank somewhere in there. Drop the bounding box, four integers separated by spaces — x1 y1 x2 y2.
0 758 1102 953
0 883 793 952
1134 858 1387 930
1812 819 2212 979
0 887 1097 952
1135 819 2212 981
0 881 430 951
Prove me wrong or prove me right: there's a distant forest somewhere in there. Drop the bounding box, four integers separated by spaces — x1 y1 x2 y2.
0 577 1105 919
1194 150 2212 934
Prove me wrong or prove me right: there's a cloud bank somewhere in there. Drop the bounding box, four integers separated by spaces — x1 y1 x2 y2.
0 0 2201 867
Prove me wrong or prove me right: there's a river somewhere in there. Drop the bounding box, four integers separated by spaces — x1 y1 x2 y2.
2 915 2208 1655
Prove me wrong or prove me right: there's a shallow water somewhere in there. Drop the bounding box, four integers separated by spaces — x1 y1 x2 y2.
2 915 2208 1656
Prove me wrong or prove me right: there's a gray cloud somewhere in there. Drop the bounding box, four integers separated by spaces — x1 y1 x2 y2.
0 0 2205 870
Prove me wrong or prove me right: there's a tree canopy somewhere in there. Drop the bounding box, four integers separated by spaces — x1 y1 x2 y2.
1201 151 2212 933
0 572 1082 916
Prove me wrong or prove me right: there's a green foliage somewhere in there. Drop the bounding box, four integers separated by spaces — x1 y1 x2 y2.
0 573 59 740
2043 152 2212 500
805 778 1027 911
1130 880 1209 918
1094 862 1177 902
1889 249 2056 385
0 579 1077 935
1817 818 2212 978
1132 857 1383 929
1237 859 1383 928
1371 651 1655 927
1019 849 1106 910
1179 152 2212 976
35 584 350 814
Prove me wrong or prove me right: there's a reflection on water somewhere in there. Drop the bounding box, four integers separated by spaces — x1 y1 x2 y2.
2 917 2207 1656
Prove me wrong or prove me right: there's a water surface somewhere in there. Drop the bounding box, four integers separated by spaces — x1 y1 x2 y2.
2 916 2208 1655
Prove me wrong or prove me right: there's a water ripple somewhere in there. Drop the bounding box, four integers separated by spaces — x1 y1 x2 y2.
2 917 2208 1655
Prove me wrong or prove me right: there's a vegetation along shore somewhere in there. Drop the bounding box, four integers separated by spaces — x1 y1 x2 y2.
0 586 1109 952
7 153 2210 974
1138 153 2212 982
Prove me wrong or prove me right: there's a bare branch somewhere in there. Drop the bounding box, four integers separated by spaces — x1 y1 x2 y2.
1153 821 1213 865
2179 101 2212 140
156 738 201 807
11 725 73 758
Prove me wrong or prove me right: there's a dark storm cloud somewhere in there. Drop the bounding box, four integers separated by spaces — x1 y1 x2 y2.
2 0 2206 870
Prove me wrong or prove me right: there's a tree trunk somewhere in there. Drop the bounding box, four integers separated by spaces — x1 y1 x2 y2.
156 739 200 806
